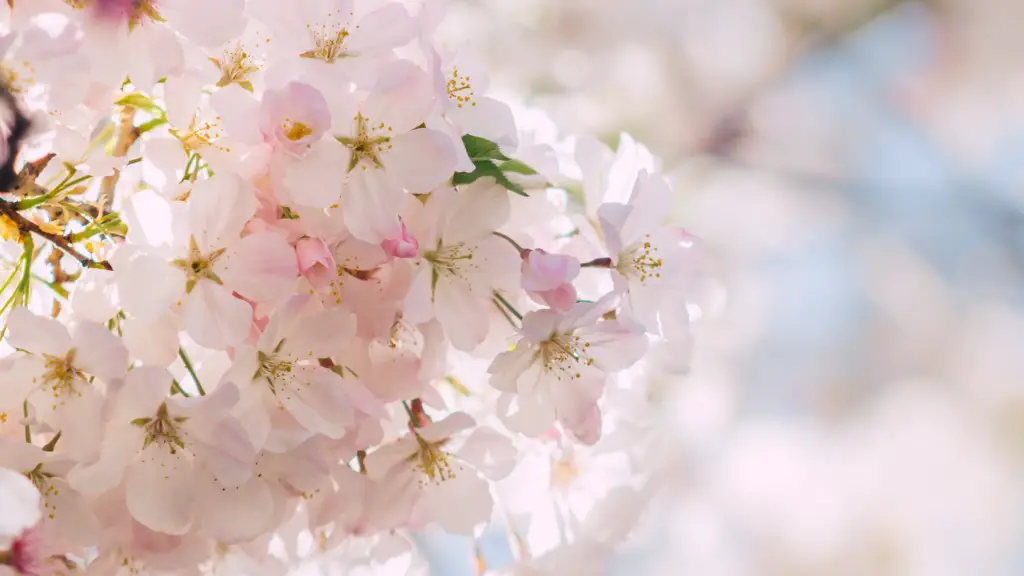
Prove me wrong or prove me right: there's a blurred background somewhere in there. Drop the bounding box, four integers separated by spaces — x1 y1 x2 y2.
429 0 1024 574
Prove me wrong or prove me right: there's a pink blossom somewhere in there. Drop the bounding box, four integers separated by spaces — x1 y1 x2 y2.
522 249 580 312
381 220 419 260
295 236 336 290
259 82 330 156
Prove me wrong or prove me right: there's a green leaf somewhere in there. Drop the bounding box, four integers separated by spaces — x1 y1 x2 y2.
115 93 162 115
462 135 509 162
137 117 168 135
499 159 538 175
453 160 526 196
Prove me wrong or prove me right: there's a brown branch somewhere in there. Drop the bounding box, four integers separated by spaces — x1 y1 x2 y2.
0 200 111 270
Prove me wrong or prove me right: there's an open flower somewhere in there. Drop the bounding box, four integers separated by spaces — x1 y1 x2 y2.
363 412 515 535
489 297 647 441
401 181 520 351
68 368 255 536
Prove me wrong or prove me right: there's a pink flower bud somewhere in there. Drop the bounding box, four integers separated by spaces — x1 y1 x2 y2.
382 221 419 259
521 249 580 292
522 249 580 311
296 236 335 289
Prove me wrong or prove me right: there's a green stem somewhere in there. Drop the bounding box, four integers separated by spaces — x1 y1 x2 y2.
493 291 523 321
22 401 29 443
179 348 205 395
171 379 191 397
492 231 528 255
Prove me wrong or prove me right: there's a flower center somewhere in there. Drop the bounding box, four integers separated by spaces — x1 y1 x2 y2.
301 16 353 63
132 402 188 454
408 434 455 484
171 236 227 293
337 114 393 172
39 349 85 399
618 236 663 284
211 43 263 91
447 67 476 109
538 332 593 381
255 349 301 397
282 119 313 142
171 116 226 154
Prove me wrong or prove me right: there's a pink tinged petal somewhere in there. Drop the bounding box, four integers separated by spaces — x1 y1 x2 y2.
196 473 274 543
342 377 387 419
125 448 193 535
418 412 475 443
0 468 41 537
221 232 298 303
440 179 510 245
183 281 252 350
382 128 456 194
362 438 417 480
112 252 186 322
522 250 580 292
457 427 516 480
71 322 128 383
402 267 434 325
448 96 519 149
519 309 560 343
260 82 331 154
278 368 353 438
210 85 263 145
498 391 556 438
66 425 143 494
190 421 254 489
116 367 174 420
487 346 535 394
122 315 179 367
597 202 631 257
421 470 493 536
620 171 672 247
281 307 355 360
296 237 334 278
189 177 258 252
578 321 648 372
346 3 415 52
433 277 489 352
7 307 71 356
342 168 404 243
282 138 350 206
50 388 105 462
381 220 419 259
565 402 603 446
364 61 435 133
534 284 578 312
47 478 100 546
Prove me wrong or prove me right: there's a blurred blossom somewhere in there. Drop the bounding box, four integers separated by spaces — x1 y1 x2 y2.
449 0 1024 573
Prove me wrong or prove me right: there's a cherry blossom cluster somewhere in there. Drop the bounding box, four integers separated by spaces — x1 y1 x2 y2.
0 0 696 573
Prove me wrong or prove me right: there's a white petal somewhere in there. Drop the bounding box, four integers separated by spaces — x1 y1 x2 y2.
457 427 516 481
125 448 194 535
384 129 456 194
341 169 403 243
7 307 71 356
122 315 179 367
421 471 493 536
434 277 488 352
189 177 257 252
113 252 186 322
196 473 273 543
221 232 298 303
440 179 510 245
69 269 119 324
72 321 128 383
183 281 251 350
0 467 40 537
280 140 348 208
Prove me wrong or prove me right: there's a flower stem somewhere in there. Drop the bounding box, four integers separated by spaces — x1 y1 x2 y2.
492 231 527 256
580 257 613 268
493 291 523 321
179 348 205 395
